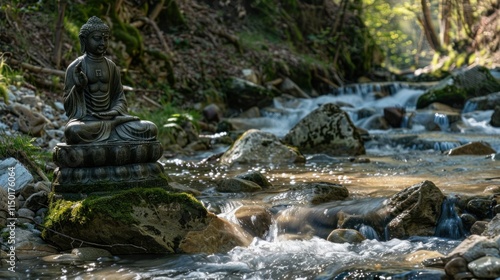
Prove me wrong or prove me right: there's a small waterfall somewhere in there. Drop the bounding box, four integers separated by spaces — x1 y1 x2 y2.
433 113 450 131
435 196 466 239
358 224 380 240
462 100 478 113
433 141 460 152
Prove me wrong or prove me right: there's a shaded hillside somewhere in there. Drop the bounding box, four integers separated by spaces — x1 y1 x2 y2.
0 0 382 110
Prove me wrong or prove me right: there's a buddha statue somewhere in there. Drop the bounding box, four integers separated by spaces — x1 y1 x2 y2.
63 16 158 144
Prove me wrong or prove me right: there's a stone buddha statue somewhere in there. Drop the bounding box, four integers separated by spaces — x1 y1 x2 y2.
63 16 157 144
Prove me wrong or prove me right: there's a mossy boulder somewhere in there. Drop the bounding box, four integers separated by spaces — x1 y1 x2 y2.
416 66 500 109
42 188 251 255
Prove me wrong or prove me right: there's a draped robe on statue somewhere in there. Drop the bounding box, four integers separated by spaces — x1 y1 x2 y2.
63 55 157 144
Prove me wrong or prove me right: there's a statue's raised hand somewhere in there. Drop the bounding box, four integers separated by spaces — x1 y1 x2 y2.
74 60 88 89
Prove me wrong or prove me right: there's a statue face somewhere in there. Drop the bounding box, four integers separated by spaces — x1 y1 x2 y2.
85 31 109 56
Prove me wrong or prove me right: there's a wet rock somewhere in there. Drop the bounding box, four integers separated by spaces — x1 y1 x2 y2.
460 213 477 231
448 235 499 262
283 103 365 156
269 182 349 205
234 205 272 238
491 105 500 127
465 92 500 111
416 65 500 109
445 141 496 156
444 256 469 277
404 250 444 266
220 129 305 166
383 107 405 128
468 256 500 278
0 157 34 192
216 177 262 192
327 229 366 244
179 212 252 254
235 171 273 189
16 241 59 259
466 198 493 219
385 180 445 239
482 214 500 237
43 188 250 255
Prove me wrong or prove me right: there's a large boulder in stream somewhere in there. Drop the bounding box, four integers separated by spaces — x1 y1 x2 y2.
283 103 365 156
219 129 306 166
416 66 500 109
42 188 252 255
384 180 445 239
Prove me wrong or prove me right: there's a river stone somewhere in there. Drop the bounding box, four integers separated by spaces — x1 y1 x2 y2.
42 188 250 255
383 107 405 128
326 229 366 244
216 177 262 192
0 157 34 192
283 103 365 156
416 65 500 109
448 235 499 262
483 214 500 237
445 141 496 156
235 171 273 189
466 198 493 219
385 180 445 239
468 256 500 278
444 256 468 277
219 129 305 166
491 105 500 127
234 205 272 238
466 92 500 111
16 240 59 259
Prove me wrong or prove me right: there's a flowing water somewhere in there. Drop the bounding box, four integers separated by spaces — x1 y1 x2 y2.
14 82 500 279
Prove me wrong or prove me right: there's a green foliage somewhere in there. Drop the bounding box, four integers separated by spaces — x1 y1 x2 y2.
0 132 51 180
132 97 201 147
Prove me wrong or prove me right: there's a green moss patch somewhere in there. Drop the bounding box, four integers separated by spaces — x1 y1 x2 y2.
43 187 206 237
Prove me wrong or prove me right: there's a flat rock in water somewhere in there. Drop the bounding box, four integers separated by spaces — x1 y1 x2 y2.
446 141 496 155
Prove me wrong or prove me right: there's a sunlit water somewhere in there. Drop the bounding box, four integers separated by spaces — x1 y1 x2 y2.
14 82 500 279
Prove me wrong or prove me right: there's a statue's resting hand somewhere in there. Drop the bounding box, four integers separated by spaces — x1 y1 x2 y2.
73 60 88 89
91 110 139 122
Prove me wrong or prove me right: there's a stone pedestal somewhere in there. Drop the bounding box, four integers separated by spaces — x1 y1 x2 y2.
52 141 169 199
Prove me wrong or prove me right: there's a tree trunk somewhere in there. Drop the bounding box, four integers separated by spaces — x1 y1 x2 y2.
420 0 442 52
439 0 451 46
462 0 475 38
52 0 66 69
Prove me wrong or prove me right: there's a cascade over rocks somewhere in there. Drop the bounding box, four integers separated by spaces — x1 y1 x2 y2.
283 103 365 156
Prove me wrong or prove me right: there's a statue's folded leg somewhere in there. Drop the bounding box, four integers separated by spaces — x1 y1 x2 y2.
115 120 158 141
65 120 112 144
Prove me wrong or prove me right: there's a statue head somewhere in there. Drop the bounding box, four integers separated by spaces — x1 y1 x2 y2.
79 16 110 54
